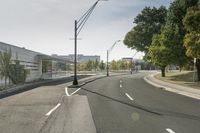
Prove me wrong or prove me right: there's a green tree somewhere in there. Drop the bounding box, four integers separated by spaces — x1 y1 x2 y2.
110 60 118 70
128 61 134 70
0 50 11 87
163 0 198 69
183 1 200 81
118 60 127 70
9 60 27 84
78 63 86 71
85 60 93 71
184 33 200 58
99 60 105 70
148 34 173 77
124 6 167 53
93 59 99 72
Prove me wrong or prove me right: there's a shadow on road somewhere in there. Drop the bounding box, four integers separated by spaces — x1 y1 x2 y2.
81 87 200 121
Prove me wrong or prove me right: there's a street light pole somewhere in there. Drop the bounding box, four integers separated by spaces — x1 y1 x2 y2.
72 0 107 85
106 40 121 77
73 20 78 85
107 50 109 76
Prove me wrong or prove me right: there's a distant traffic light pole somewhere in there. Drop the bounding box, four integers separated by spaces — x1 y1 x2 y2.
107 40 121 77
73 0 107 85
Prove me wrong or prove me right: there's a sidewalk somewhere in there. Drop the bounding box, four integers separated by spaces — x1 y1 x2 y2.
144 73 200 100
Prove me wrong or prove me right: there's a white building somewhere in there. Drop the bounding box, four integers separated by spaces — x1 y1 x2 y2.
0 42 72 83
53 54 100 63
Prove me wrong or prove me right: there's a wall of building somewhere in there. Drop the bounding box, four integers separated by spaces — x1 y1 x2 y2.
53 54 101 63
0 42 42 82
0 42 74 85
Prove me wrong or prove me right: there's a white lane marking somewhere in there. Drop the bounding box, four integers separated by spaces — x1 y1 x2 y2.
46 103 61 116
125 93 134 101
120 80 122 83
120 84 122 88
65 87 81 97
70 88 81 96
65 87 70 96
166 128 175 133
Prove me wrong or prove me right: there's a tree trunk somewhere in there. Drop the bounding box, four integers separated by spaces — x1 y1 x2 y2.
196 59 200 81
161 67 165 77
4 76 7 88
179 67 182 72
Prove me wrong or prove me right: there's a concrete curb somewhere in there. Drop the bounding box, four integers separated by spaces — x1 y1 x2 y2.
144 74 200 100
66 72 130 88
0 75 90 99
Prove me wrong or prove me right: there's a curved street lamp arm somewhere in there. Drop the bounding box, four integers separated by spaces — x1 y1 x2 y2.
132 51 138 58
77 1 98 24
76 0 108 36
108 40 121 54
77 3 97 35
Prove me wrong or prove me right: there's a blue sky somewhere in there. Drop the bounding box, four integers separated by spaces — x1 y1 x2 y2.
0 0 171 61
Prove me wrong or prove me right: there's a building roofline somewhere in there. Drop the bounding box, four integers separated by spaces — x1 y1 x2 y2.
0 41 43 54
0 41 73 63
37 54 73 63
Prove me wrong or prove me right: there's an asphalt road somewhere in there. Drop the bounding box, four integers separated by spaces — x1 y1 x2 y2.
79 72 200 133
0 72 200 133
0 75 92 133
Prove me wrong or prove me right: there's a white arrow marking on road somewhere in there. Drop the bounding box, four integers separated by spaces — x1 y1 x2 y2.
65 87 81 97
125 93 134 101
46 103 61 116
166 128 175 133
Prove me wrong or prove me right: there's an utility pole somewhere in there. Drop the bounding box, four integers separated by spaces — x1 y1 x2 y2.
107 50 109 76
106 40 121 77
72 0 107 85
73 20 78 85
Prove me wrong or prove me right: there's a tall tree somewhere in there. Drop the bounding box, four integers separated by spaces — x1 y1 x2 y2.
9 60 27 84
159 0 198 69
86 60 93 71
93 59 99 72
118 60 127 70
110 60 118 70
128 60 134 70
183 1 200 81
0 50 12 87
124 6 167 53
148 34 173 77
78 63 86 71
99 61 105 70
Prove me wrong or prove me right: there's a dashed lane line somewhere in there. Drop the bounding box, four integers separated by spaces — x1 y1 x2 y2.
45 103 61 116
65 87 81 97
166 128 175 133
125 93 134 101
